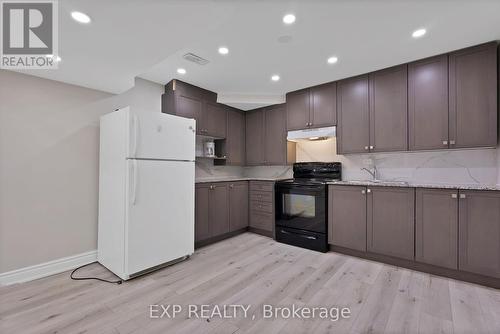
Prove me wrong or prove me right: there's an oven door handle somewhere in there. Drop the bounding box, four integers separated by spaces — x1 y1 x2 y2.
280 229 317 240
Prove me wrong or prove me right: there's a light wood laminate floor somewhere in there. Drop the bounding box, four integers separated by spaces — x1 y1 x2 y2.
1 233 499 334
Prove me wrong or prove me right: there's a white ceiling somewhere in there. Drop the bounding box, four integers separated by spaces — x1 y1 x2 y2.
16 1 500 110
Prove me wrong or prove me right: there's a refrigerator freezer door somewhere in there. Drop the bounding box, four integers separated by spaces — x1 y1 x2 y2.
128 111 195 161
125 159 195 276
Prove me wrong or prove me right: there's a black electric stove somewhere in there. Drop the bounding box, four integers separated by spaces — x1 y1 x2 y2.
275 162 341 252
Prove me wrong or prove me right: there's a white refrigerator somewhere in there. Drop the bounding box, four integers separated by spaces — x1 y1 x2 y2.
98 106 195 280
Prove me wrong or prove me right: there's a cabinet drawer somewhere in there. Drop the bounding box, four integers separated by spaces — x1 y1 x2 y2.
249 181 274 192
250 200 273 214
250 190 273 202
250 212 273 231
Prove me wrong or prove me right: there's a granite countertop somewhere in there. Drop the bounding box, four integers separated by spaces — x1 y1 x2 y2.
327 180 500 191
195 176 290 183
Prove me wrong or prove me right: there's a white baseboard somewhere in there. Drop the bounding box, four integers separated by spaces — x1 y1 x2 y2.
0 250 97 286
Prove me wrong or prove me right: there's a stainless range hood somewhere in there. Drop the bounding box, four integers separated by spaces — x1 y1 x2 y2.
287 126 336 142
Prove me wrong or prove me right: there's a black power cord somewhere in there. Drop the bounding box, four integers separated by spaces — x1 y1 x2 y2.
70 262 123 285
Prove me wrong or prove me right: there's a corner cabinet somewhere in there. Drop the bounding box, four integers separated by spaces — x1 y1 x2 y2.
225 108 246 165
245 105 295 166
458 190 500 278
449 42 498 148
286 82 336 131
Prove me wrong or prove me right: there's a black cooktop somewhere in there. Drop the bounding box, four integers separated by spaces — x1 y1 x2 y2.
278 162 342 185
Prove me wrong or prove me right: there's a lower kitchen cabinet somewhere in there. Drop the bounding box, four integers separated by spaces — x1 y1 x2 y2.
328 185 367 251
367 187 415 260
459 190 500 278
415 188 458 269
195 181 249 244
209 183 229 236
229 182 249 232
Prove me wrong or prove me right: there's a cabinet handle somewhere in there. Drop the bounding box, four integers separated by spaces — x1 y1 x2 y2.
229 184 234 189
443 140 448 145
451 194 457 198
450 140 456 145
364 146 369 150
209 185 214 190
367 189 371 193
369 145 374 150
361 190 366 194
305 122 309 127
460 194 466 199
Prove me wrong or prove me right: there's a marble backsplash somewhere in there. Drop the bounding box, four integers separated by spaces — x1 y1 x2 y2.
196 137 500 186
296 138 500 186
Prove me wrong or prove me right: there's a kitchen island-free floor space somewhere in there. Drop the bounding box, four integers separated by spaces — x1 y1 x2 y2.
1 233 499 334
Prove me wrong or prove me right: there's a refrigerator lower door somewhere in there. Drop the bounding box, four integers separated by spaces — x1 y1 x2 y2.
125 159 194 276
127 110 195 161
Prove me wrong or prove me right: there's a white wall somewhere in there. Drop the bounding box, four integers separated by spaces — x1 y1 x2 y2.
297 138 499 186
0 70 163 273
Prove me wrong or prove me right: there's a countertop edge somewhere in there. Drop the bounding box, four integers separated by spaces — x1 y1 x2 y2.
326 181 500 191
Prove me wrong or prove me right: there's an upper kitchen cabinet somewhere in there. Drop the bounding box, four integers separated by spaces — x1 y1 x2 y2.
337 75 370 154
449 42 498 148
245 108 265 165
204 102 227 138
286 82 337 131
246 105 295 166
161 80 225 138
458 190 500 278
286 88 310 131
264 104 287 165
408 55 449 151
225 107 245 165
369 64 408 152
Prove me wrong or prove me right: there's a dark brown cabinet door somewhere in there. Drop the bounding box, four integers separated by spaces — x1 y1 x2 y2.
195 184 210 242
337 75 370 154
264 104 287 165
209 183 229 237
311 82 337 128
415 188 458 269
286 88 310 131
367 187 415 260
449 42 498 148
245 109 265 165
176 94 203 135
408 55 449 151
328 185 367 251
204 102 227 138
226 109 245 165
458 190 500 278
229 182 249 232
369 65 408 152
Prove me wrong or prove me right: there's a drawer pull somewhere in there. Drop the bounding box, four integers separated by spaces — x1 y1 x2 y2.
280 229 317 240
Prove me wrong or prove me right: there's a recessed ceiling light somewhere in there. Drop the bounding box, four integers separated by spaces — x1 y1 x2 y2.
218 47 229 55
71 11 91 24
327 56 338 64
412 28 426 38
177 68 186 75
283 14 296 24
271 74 280 82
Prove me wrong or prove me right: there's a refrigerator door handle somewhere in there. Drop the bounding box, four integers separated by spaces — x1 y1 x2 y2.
130 113 139 158
130 160 138 205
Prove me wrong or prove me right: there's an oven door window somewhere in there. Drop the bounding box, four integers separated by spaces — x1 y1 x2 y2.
283 193 316 218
